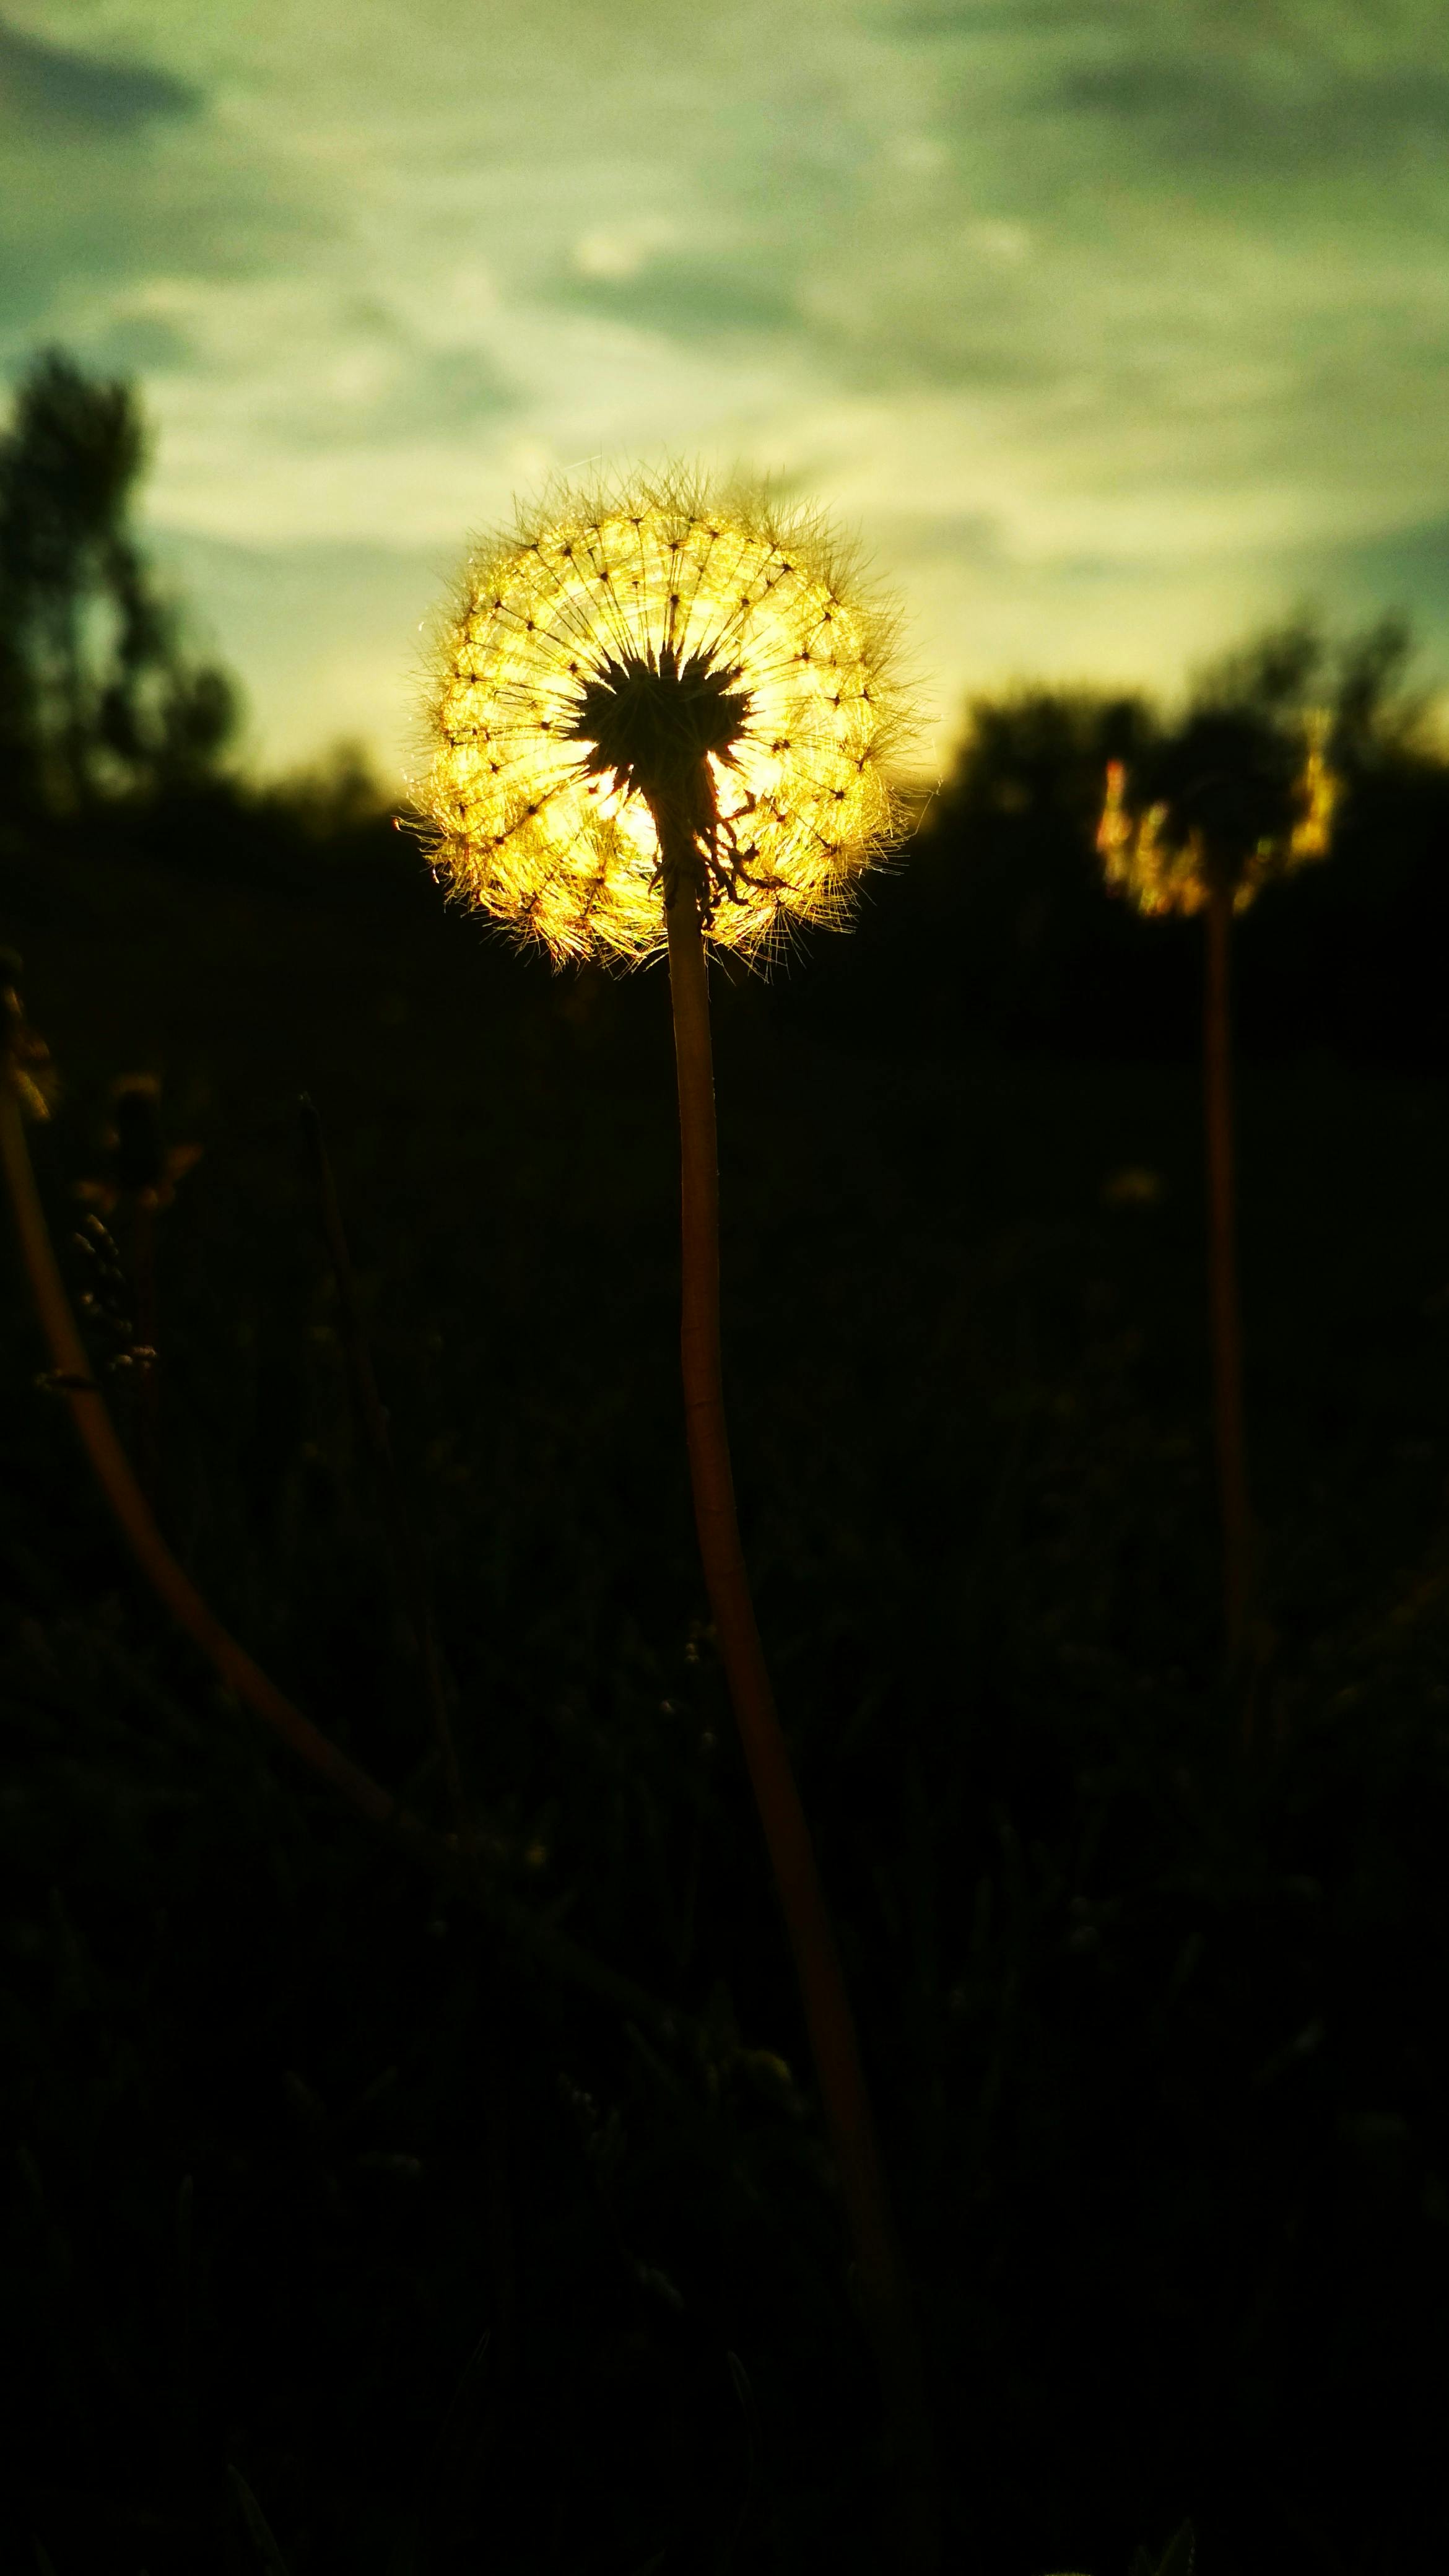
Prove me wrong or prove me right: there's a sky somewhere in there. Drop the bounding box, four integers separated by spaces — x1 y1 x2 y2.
4 0 1449 786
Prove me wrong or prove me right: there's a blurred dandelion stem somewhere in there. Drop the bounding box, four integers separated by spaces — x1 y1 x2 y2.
663 858 938 2573
1204 879 1252 1664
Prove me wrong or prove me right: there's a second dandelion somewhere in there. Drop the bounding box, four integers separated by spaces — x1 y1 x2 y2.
1098 687 1337 1673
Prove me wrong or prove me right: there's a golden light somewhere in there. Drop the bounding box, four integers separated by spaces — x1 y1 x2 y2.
420 467 906 965
1288 714 1338 862
1097 711 1339 918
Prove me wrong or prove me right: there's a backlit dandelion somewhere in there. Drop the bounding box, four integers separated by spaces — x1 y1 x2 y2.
1096 695 1340 1683
422 466 904 963
1097 707 1337 918
422 469 934 2565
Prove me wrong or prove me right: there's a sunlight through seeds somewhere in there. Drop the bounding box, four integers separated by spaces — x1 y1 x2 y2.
420 467 907 964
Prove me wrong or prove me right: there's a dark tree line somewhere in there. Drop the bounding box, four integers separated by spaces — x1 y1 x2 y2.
6 344 1449 1074
786 612 1449 1069
0 349 238 819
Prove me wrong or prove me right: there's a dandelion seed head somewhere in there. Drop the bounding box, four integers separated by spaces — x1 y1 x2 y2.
420 466 908 965
1097 710 1339 918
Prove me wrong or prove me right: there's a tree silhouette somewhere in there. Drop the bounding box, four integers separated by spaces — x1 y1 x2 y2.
0 349 238 814
889 687 1158 1046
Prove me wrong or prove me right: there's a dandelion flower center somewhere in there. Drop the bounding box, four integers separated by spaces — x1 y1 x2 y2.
567 640 752 794
420 468 905 964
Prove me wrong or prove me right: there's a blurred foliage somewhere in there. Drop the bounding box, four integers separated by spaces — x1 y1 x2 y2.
2 807 1448 2572
1191 612 1430 778
0 350 238 817
268 741 394 845
1092 614 1409 912
787 611 1449 1069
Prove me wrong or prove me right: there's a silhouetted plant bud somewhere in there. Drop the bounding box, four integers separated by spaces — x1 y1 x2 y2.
111 1073 164 1194
74 1071 201 1212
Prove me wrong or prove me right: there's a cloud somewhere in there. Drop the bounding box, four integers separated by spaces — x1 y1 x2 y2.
0 15 200 133
1048 49 1449 171
550 255 799 342
0 72 332 347
1302 514 1449 680
271 342 522 447
1341 516 1449 609
70 311 197 376
887 0 1100 32
889 2 1449 196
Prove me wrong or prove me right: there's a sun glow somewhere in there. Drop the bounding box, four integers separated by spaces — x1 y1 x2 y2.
420 468 906 964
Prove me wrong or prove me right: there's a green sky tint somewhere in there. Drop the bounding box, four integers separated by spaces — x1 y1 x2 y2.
5 0 1449 780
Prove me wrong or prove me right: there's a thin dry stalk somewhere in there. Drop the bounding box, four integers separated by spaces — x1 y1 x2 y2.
663 876 938 2575
1 1019 401 1830
0 989 699 2048
130 1194 160 1507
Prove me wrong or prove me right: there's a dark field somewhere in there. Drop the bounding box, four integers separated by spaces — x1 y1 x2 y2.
3 821 1448 2575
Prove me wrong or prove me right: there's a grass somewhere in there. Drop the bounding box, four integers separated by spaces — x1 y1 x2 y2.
2 822 1448 2574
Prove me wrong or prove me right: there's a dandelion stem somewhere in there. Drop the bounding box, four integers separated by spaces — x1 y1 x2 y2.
663 871 938 2574
1204 878 1251 1665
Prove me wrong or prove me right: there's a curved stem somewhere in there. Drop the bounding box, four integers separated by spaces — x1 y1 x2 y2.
1 1056 403 1829
1204 880 1251 1667
1 993 720 2058
663 877 937 2572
